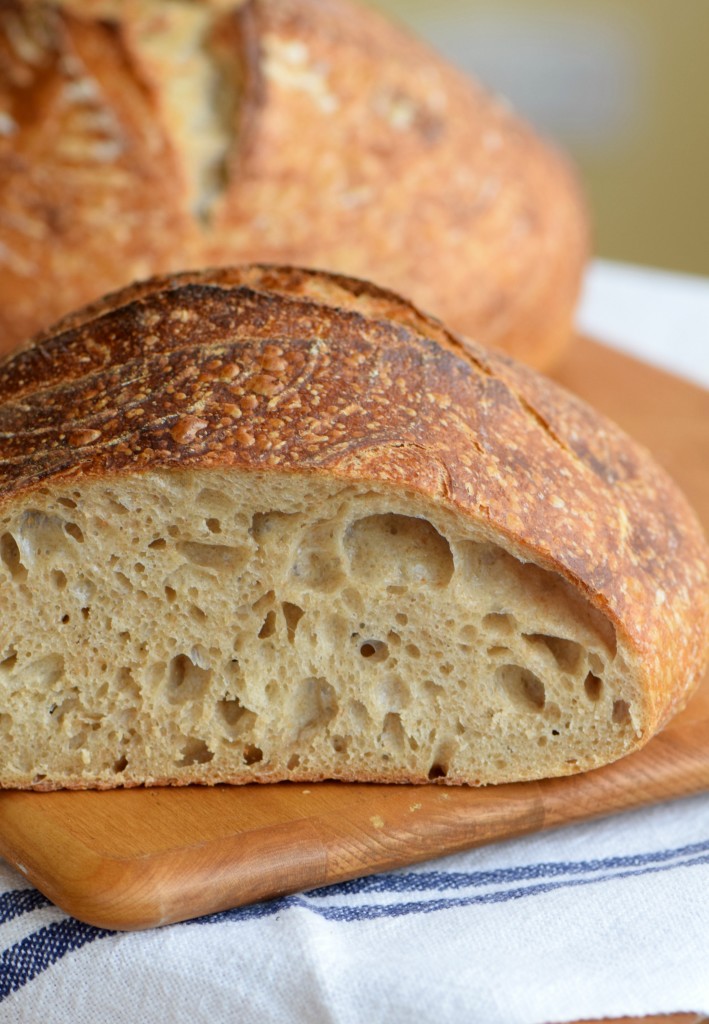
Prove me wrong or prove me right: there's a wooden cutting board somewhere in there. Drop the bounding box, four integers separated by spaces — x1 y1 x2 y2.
0 337 707 931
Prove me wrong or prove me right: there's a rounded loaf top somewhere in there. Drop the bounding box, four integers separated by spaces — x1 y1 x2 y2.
0 0 587 365
0 263 707 745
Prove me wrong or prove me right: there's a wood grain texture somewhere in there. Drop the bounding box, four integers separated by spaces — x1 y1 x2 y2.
0 336 707 930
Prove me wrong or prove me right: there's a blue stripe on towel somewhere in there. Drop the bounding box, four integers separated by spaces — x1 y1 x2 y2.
0 920 113 999
2 839 708 1001
187 848 709 926
0 889 50 926
307 836 709 897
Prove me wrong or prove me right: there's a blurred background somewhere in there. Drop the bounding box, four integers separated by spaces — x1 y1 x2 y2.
372 0 709 277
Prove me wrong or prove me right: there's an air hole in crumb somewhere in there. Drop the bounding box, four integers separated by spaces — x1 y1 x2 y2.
360 640 388 662
428 762 448 780
379 675 410 710
524 634 583 673
0 533 26 579
206 518 221 534
349 700 371 731
538 735 548 747
487 645 511 657
346 513 454 586
190 604 207 623
287 754 300 770
178 541 247 572
178 738 214 767
216 697 256 736
612 699 631 725
164 586 177 603
57 496 77 509
405 643 421 659
69 729 88 750
51 569 67 590
168 525 180 538
544 701 561 722
217 698 244 727
588 652 604 675
483 612 515 633
259 610 277 639
551 729 560 736
282 601 305 643
294 677 337 736
106 498 129 515
114 756 128 773
0 650 17 673
81 607 90 620
114 571 131 591
381 712 406 753
584 672 603 701
252 590 275 612
341 587 363 613
167 654 211 704
61 614 70 624
424 680 445 699
250 509 300 544
64 523 84 543
291 525 344 592
496 665 546 711
149 538 167 550
243 745 263 765
459 624 477 643
331 735 347 753
395 612 408 626
198 488 230 511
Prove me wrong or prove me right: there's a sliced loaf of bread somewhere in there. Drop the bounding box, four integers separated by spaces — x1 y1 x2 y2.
0 266 707 788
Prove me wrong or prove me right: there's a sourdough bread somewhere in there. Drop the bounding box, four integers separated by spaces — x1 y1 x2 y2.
0 265 707 789
0 0 587 366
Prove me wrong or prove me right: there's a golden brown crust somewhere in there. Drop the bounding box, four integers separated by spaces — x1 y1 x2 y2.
0 0 588 365
0 264 707 747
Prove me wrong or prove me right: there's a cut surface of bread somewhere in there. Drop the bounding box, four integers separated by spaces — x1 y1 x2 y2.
1 471 630 788
0 265 707 789
0 0 587 366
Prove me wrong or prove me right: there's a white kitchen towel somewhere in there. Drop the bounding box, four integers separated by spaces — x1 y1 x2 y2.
2 790 709 1023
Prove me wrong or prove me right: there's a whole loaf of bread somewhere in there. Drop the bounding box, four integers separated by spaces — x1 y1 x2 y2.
0 0 587 365
0 265 706 790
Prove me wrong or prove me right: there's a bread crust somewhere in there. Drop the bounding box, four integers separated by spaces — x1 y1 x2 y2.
0 0 587 365
0 264 707 757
